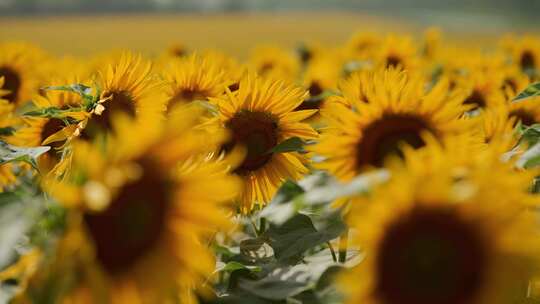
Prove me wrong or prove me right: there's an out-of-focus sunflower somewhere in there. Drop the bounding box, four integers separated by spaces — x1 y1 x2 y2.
10 82 88 174
45 105 240 304
163 54 229 111
211 75 318 213
501 35 540 75
248 46 300 81
345 31 381 60
478 106 517 151
312 68 471 181
0 42 46 106
506 97 540 126
372 35 420 71
451 67 506 111
200 49 247 91
340 142 540 304
80 52 165 139
422 27 442 59
296 50 344 124
0 77 19 191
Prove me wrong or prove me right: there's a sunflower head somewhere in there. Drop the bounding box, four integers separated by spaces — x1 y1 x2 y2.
248 46 300 81
211 74 317 213
500 35 540 74
341 142 540 304
163 53 230 111
45 105 240 303
0 42 47 106
372 35 421 70
81 52 165 139
345 31 382 60
312 68 472 181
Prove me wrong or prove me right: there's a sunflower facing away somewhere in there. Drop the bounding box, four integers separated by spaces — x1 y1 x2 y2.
340 141 540 304
80 52 165 139
312 68 471 181
45 105 240 304
210 75 318 213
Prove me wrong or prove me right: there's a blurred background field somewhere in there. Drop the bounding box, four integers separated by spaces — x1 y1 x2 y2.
0 0 539 57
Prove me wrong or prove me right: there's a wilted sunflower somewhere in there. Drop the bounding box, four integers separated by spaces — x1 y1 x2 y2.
312 68 471 181
162 53 229 111
210 75 318 213
81 52 165 139
248 46 300 81
45 105 240 303
340 142 540 304
0 42 46 106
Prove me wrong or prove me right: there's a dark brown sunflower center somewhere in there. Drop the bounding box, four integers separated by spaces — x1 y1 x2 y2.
356 114 430 169
81 91 136 139
502 78 518 92
386 55 403 68
510 109 536 126
169 88 209 110
83 159 170 275
40 118 66 159
0 66 22 103
375 207 488 304
463 90 486 109
295 82 324 111
225 111 278 175
520 51 536 71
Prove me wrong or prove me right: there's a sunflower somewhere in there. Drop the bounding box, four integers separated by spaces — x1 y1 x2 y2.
248 46 300 81
0 42 46 106
500 35 540 74
478 105 517 152
0 77 19 191
45 105 240 303
312 68 471 181
210 75 318 213
345 31 381 60
296 49 344 124
162 53 230 111
371 35 421 71
10 80 88 174
451 66 506 111
80 52 165 139
340 142 540 304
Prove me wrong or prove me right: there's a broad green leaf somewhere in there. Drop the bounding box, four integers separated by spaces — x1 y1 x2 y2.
518 124 540 146
270 180 305 205
238 272 308 300
0 140 50 170
513 82 540 102
517 142 540 169
264 214 345 264
218 261 262 273
268 137 305 154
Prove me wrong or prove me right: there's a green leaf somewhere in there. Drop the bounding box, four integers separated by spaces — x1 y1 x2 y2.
517 142 540 169
513 82 540 102
270 180 305 205
518 124 540 147
264 214 345 264
238 272 308 300
0 140 50 170
42 84 93 98
0 127 15 136
219 261 262 273
268 137 305 154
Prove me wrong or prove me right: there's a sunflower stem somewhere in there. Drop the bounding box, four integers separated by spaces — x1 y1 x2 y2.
338 228 349 263
327 241 337 263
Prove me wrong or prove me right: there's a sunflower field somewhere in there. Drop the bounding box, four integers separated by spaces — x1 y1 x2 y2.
2 26 540 304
